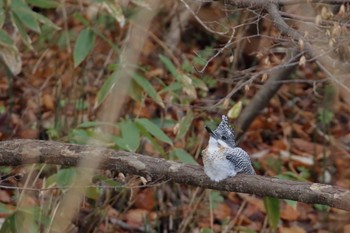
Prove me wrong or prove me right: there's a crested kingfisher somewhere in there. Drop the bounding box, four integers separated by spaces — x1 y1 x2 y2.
202 115 255 182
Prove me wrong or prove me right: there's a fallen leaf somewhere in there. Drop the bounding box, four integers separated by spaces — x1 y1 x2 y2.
146 68 164 77
272 139 287 151
292 138 330 159
280 225 306 233
281 203 299 221
133 188 155 211
18 128 39 139
42 94 55 110
342 224 350 233
214 203 231 221
0 190 11 203
124 209 156 228
293 123 311 140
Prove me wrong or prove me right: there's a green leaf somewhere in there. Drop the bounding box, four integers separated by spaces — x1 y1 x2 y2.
277 169 309 182
95 71 119 107
193 47 214 66
119 119 140 152
95 175 121 188
314 203 330 212
0 29 14 46
159 54 178 78
74 12 90 27
172 148 197 165
181 59 194 73
33 11 60 30
0 207 46 233
133 73 164 108
297 166 310 179
27 0 58 8
12 0 40 33
263 197 280 230
192 76 208 91
85 187 101 200
46 168 77 188
74 28 95 67
150 118 176 128
78 121 99 128
285 199 297 208
317 107 333 126
201 228 214 233
209 190 224 208
128 80 143 102
176 110 193 140
136 125 165 154
69 128 92 144
10 12 33 49
159 82 182 93
135 118 172 145
0 203 14 215
78 121 117 128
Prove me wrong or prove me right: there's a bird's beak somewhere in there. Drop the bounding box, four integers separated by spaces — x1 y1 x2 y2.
205 126 216 137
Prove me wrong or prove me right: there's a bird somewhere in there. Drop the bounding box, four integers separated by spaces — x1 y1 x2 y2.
202 115 255 182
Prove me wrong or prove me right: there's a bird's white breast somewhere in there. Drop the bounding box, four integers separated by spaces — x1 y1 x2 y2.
203 138 237 182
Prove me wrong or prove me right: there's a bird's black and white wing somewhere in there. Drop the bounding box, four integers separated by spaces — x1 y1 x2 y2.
225 147 255 175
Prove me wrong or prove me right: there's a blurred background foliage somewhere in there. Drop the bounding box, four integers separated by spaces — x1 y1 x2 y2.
0 0 350 232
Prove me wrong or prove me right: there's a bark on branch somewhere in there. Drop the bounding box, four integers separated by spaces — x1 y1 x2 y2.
0 139 350 211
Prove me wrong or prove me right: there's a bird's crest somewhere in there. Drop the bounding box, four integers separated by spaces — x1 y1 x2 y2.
213 115 236 147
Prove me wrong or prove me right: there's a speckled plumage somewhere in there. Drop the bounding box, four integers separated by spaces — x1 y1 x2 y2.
202 115 255 182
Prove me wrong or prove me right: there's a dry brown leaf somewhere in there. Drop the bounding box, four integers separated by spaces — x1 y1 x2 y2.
142 39 156 57
133 188 155 211
342 224 350 233
281 122 292 137
214 203 231 221
272 139 287 151
281 204 299 221
42 93 55 110
107 205 120 218
11 114 21 127
293 124 311 140
132 101 156 118
0 190 11 203
146 68 164 78
292 138 330 159
18 128 39 139
238 193 265 213
124 209 156 227
280 225 306 233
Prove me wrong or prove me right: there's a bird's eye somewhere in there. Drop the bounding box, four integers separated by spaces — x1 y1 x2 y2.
221 136 227 140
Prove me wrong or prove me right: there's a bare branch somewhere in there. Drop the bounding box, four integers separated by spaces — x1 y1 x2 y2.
222 0 350 71
1 139 350 211
235 49 301 140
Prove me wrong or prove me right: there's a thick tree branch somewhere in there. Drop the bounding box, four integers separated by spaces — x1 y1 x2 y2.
0 139 350 211
235 49 300 140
